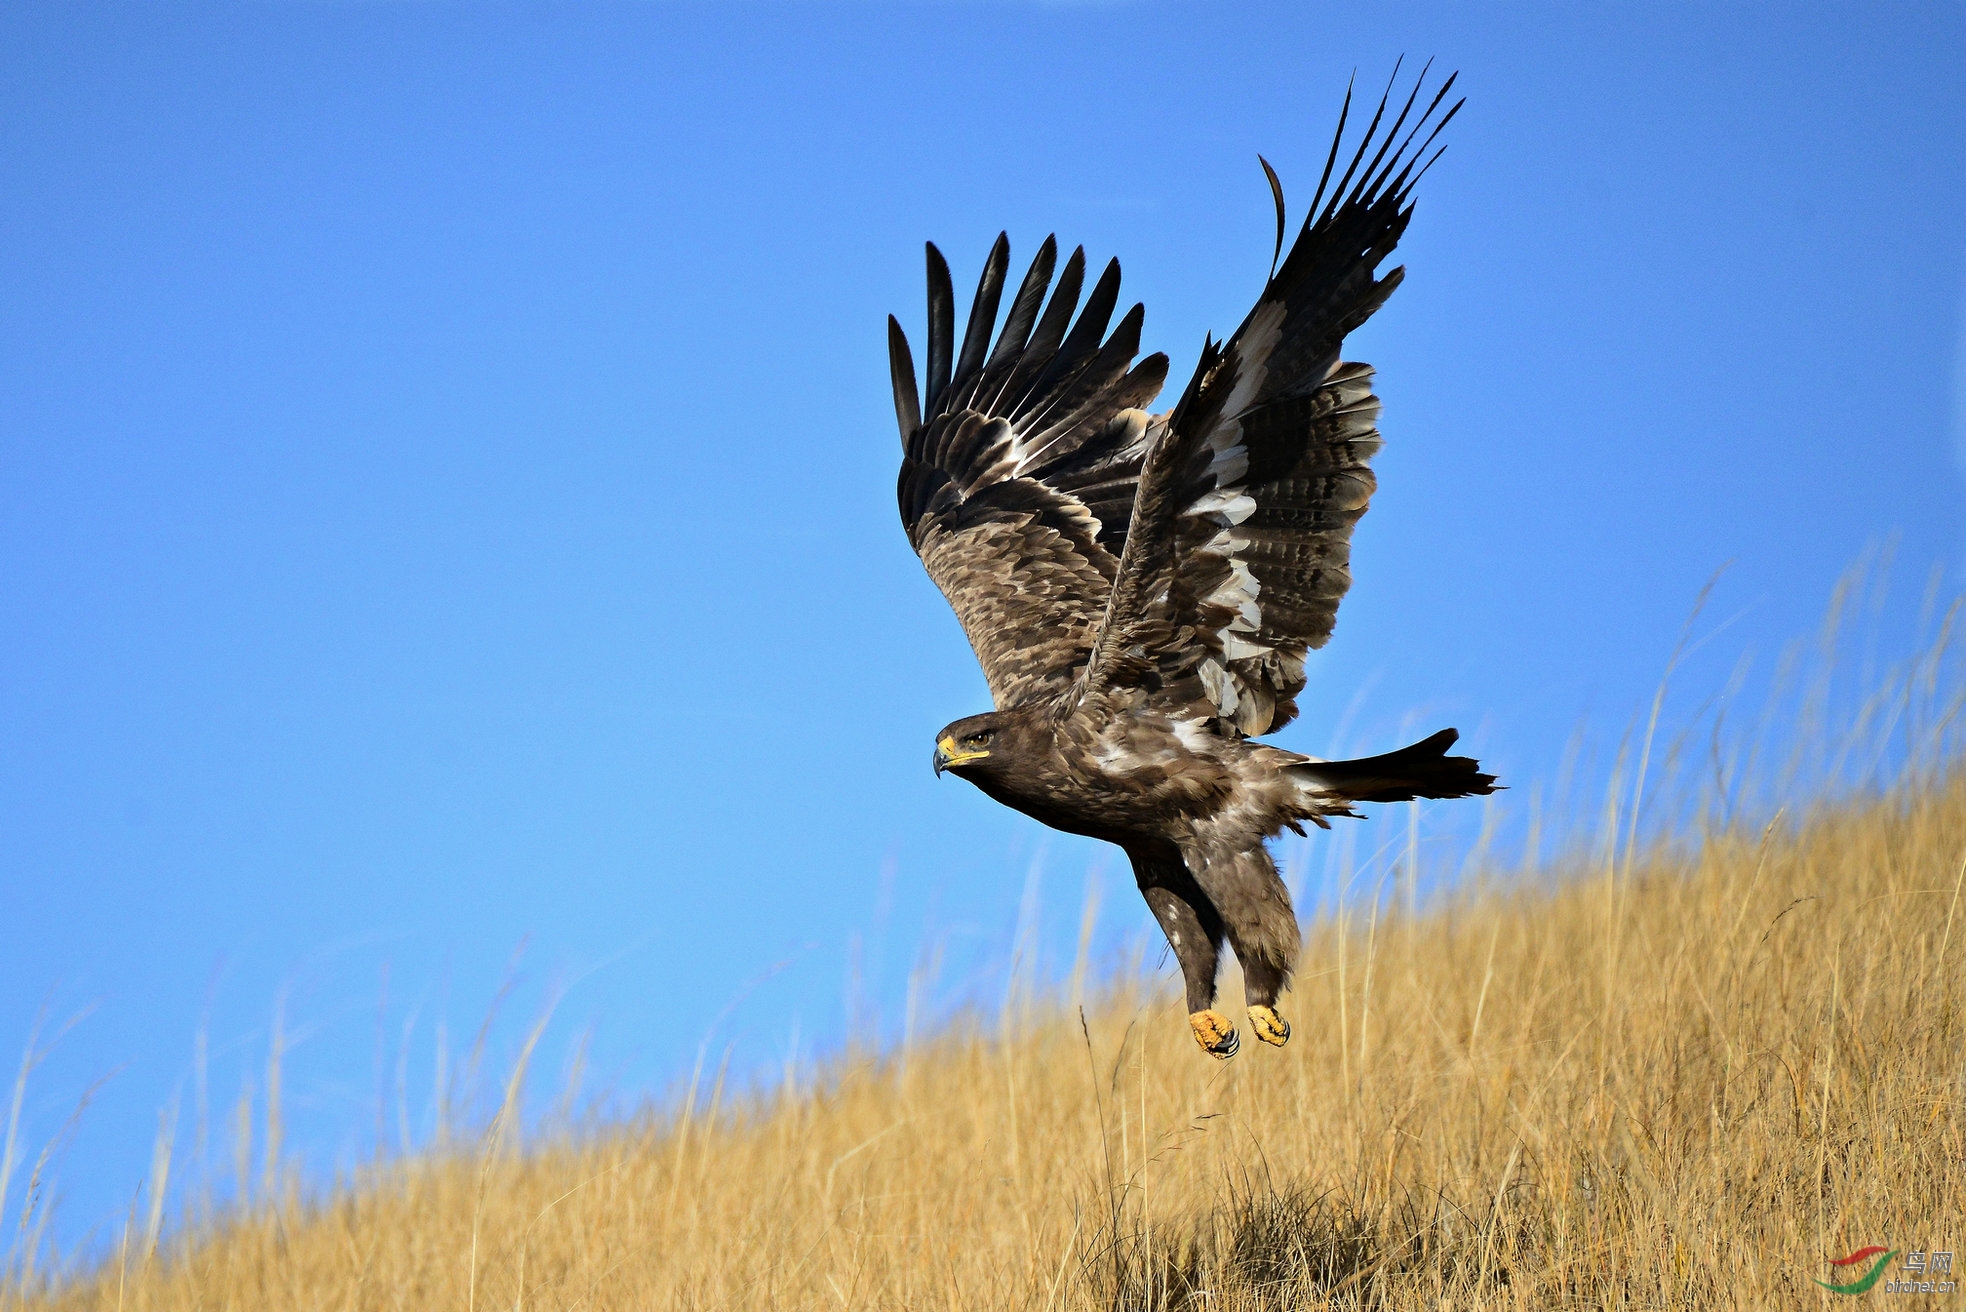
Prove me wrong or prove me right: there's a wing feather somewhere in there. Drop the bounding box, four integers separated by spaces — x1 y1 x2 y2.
924 245 955 413
987 236 1056 372
954 234 1011 387
886 316 921 440
1017 247 1086 379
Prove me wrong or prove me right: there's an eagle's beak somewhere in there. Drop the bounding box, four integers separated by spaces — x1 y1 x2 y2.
933 734 989 777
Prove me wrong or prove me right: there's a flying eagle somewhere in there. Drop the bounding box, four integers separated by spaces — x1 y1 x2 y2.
886 70 1495 1059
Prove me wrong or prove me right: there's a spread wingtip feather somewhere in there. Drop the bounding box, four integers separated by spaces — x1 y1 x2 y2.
887 315 920 441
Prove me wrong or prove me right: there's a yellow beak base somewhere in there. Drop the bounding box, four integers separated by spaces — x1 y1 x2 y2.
933 735 991 776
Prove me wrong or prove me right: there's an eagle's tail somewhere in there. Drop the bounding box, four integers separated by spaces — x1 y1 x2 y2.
1288 729 1498 811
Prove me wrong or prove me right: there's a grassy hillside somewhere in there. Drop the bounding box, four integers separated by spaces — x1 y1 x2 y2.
17 767 1964 1311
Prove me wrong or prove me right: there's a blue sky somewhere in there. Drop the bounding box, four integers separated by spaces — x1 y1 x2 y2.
3 1 1963 1255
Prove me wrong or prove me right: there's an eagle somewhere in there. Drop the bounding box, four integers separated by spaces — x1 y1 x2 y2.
886 69 1496 1059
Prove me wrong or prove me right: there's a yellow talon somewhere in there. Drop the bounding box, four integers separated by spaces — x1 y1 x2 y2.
1188 1010 1240 1059
1247 1005 1291 1047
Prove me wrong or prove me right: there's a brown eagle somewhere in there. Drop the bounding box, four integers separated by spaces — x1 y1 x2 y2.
887 70 1495 1059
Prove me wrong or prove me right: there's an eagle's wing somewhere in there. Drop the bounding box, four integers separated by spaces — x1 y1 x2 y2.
1084 67 1463 736
890 238 1169 708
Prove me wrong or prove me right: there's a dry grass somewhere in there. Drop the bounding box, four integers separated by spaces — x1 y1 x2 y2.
13 766 1964 1310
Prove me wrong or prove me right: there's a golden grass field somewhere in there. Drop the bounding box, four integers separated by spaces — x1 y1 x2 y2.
14 756 1965 1309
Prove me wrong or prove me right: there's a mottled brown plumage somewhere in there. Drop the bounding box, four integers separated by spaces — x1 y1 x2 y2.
892 67 1495 1058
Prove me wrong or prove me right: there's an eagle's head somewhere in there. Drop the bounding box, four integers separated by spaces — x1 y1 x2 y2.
932 712 1001 778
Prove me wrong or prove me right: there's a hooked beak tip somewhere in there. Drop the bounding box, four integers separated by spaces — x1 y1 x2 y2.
932 734 985 777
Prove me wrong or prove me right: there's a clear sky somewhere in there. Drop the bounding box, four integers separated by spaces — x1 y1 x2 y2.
3 0 1962 1255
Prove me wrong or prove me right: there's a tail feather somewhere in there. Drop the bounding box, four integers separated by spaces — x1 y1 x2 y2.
1290 728 1498 805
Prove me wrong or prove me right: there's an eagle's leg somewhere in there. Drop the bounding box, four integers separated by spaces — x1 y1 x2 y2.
1129 846 1237 1059
1193 847 1300 1049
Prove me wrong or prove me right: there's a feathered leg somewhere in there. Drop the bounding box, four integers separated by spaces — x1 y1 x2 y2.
1191 846 1300 1048
1128 846 1238 1058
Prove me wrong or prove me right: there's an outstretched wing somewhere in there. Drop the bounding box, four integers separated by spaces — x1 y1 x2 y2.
891 237 1169 708
1085 64 1462 737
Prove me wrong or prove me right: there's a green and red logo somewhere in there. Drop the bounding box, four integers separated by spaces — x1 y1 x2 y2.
1817 1247 1898 1295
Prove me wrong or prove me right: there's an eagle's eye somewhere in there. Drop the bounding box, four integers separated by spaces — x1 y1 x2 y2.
962 731 993 750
